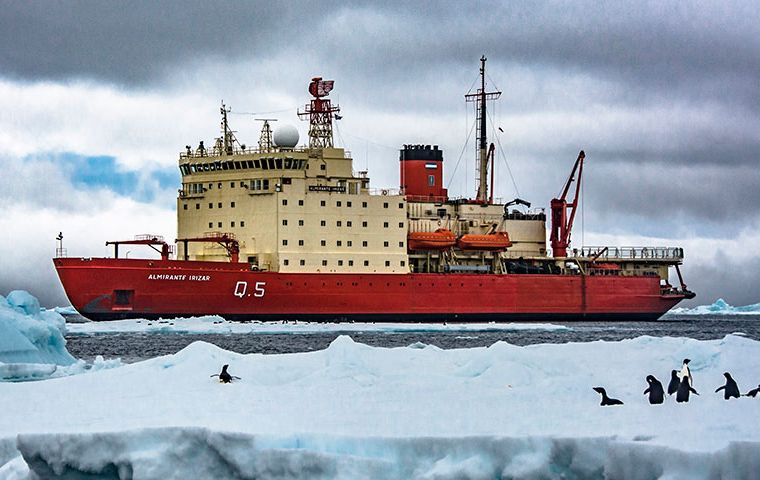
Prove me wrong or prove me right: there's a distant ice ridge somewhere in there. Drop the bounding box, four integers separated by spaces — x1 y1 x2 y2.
65 315 571 335
668 298 760 315
2 334 760 478
0 291 76 377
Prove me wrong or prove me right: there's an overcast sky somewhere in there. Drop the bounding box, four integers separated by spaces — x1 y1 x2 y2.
1 1 758 307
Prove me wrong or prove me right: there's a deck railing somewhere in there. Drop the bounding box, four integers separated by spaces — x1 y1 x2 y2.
573 246 684 260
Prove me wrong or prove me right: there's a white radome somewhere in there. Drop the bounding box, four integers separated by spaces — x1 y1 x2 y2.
273 125 299 148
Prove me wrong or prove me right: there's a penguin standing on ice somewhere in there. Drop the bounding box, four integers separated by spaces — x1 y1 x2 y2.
644 375 665 404
679 358 693 387
745 385 760 397
593 387 624 406
676 376 699 403
667 370 680 395
715 372 741 400
210 364 240 383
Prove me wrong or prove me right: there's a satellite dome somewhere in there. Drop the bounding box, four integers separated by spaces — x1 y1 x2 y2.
273 125 299 148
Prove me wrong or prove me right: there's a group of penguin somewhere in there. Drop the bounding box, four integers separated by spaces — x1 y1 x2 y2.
594 359 760 406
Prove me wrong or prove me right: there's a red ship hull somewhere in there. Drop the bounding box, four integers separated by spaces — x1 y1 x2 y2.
54 257 686 322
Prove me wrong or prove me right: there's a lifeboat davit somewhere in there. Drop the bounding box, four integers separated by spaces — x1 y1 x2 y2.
457 232 512 251
408 228 456 250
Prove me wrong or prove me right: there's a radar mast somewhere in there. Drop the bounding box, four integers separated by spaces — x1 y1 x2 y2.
298 77 340 149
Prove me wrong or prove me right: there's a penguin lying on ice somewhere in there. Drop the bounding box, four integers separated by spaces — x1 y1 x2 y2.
644 375 665 404
715 372 740 400
745 385 760 397
593 387 623 406
210 364 240 383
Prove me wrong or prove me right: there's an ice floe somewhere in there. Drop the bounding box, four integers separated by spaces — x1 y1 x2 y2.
1 333 759 478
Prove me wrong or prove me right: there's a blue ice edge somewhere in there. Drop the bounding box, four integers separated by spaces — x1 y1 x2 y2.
10 428 760 479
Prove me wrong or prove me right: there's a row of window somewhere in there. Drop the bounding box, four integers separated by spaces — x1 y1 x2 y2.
282 239 405 248
283 199 404 209
209 221 245 228
183 202 236 210
179 158 306 175
283 219 404 228
283 259 407 267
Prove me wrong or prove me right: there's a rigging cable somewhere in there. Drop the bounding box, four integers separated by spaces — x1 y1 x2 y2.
487 111 521 198
446 120 476 191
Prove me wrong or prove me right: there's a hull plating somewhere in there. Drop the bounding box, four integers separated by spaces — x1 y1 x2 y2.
54 258 685 322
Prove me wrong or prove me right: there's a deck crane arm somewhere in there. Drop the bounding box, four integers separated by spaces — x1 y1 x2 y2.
176 233 240 263
106 235 171 260
550 150 585 258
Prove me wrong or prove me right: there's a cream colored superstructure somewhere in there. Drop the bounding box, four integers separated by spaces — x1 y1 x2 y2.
177 145 408 273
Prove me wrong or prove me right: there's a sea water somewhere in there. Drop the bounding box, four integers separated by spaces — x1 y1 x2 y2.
64 314 760 363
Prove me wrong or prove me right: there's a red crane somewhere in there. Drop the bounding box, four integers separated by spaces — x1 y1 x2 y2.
550 150 585 258
106 235 171 260
176 233 240 263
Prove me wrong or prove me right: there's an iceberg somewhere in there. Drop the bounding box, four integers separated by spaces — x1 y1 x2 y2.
0 291 76 376
668 298 760 316
1 334 760 478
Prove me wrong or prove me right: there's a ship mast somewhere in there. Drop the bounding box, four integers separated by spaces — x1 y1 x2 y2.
219 102 242 155
256 118 277 153
465 56 501 203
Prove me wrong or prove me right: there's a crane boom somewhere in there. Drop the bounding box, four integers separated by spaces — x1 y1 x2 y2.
550 150 585 258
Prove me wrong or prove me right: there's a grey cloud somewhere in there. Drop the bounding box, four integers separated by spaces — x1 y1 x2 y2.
681 252 760 307
0 1 298 86
586 162 760 233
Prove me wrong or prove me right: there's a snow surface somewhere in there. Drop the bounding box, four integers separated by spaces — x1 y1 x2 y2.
2 334 760 479
668 298 760 316
0 291 75 370
65 316 571 335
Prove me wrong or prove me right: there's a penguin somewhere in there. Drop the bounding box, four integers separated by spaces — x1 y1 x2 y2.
715 372 740 400
676 375 699 403
210 364 240 383
593 387 624 406
745 385 760 397
679 358 693 387
643 375 665 404
667 370 680 395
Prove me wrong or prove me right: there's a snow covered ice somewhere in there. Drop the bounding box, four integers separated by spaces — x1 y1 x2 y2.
2 319 760 478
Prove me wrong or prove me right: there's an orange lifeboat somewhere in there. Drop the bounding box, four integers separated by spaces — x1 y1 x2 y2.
457 232 512 251
408 228 456 250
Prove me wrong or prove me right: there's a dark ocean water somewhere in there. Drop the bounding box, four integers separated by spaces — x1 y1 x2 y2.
64 315 760 364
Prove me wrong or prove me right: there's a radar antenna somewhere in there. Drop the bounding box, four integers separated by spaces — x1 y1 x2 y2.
298 77 340 149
